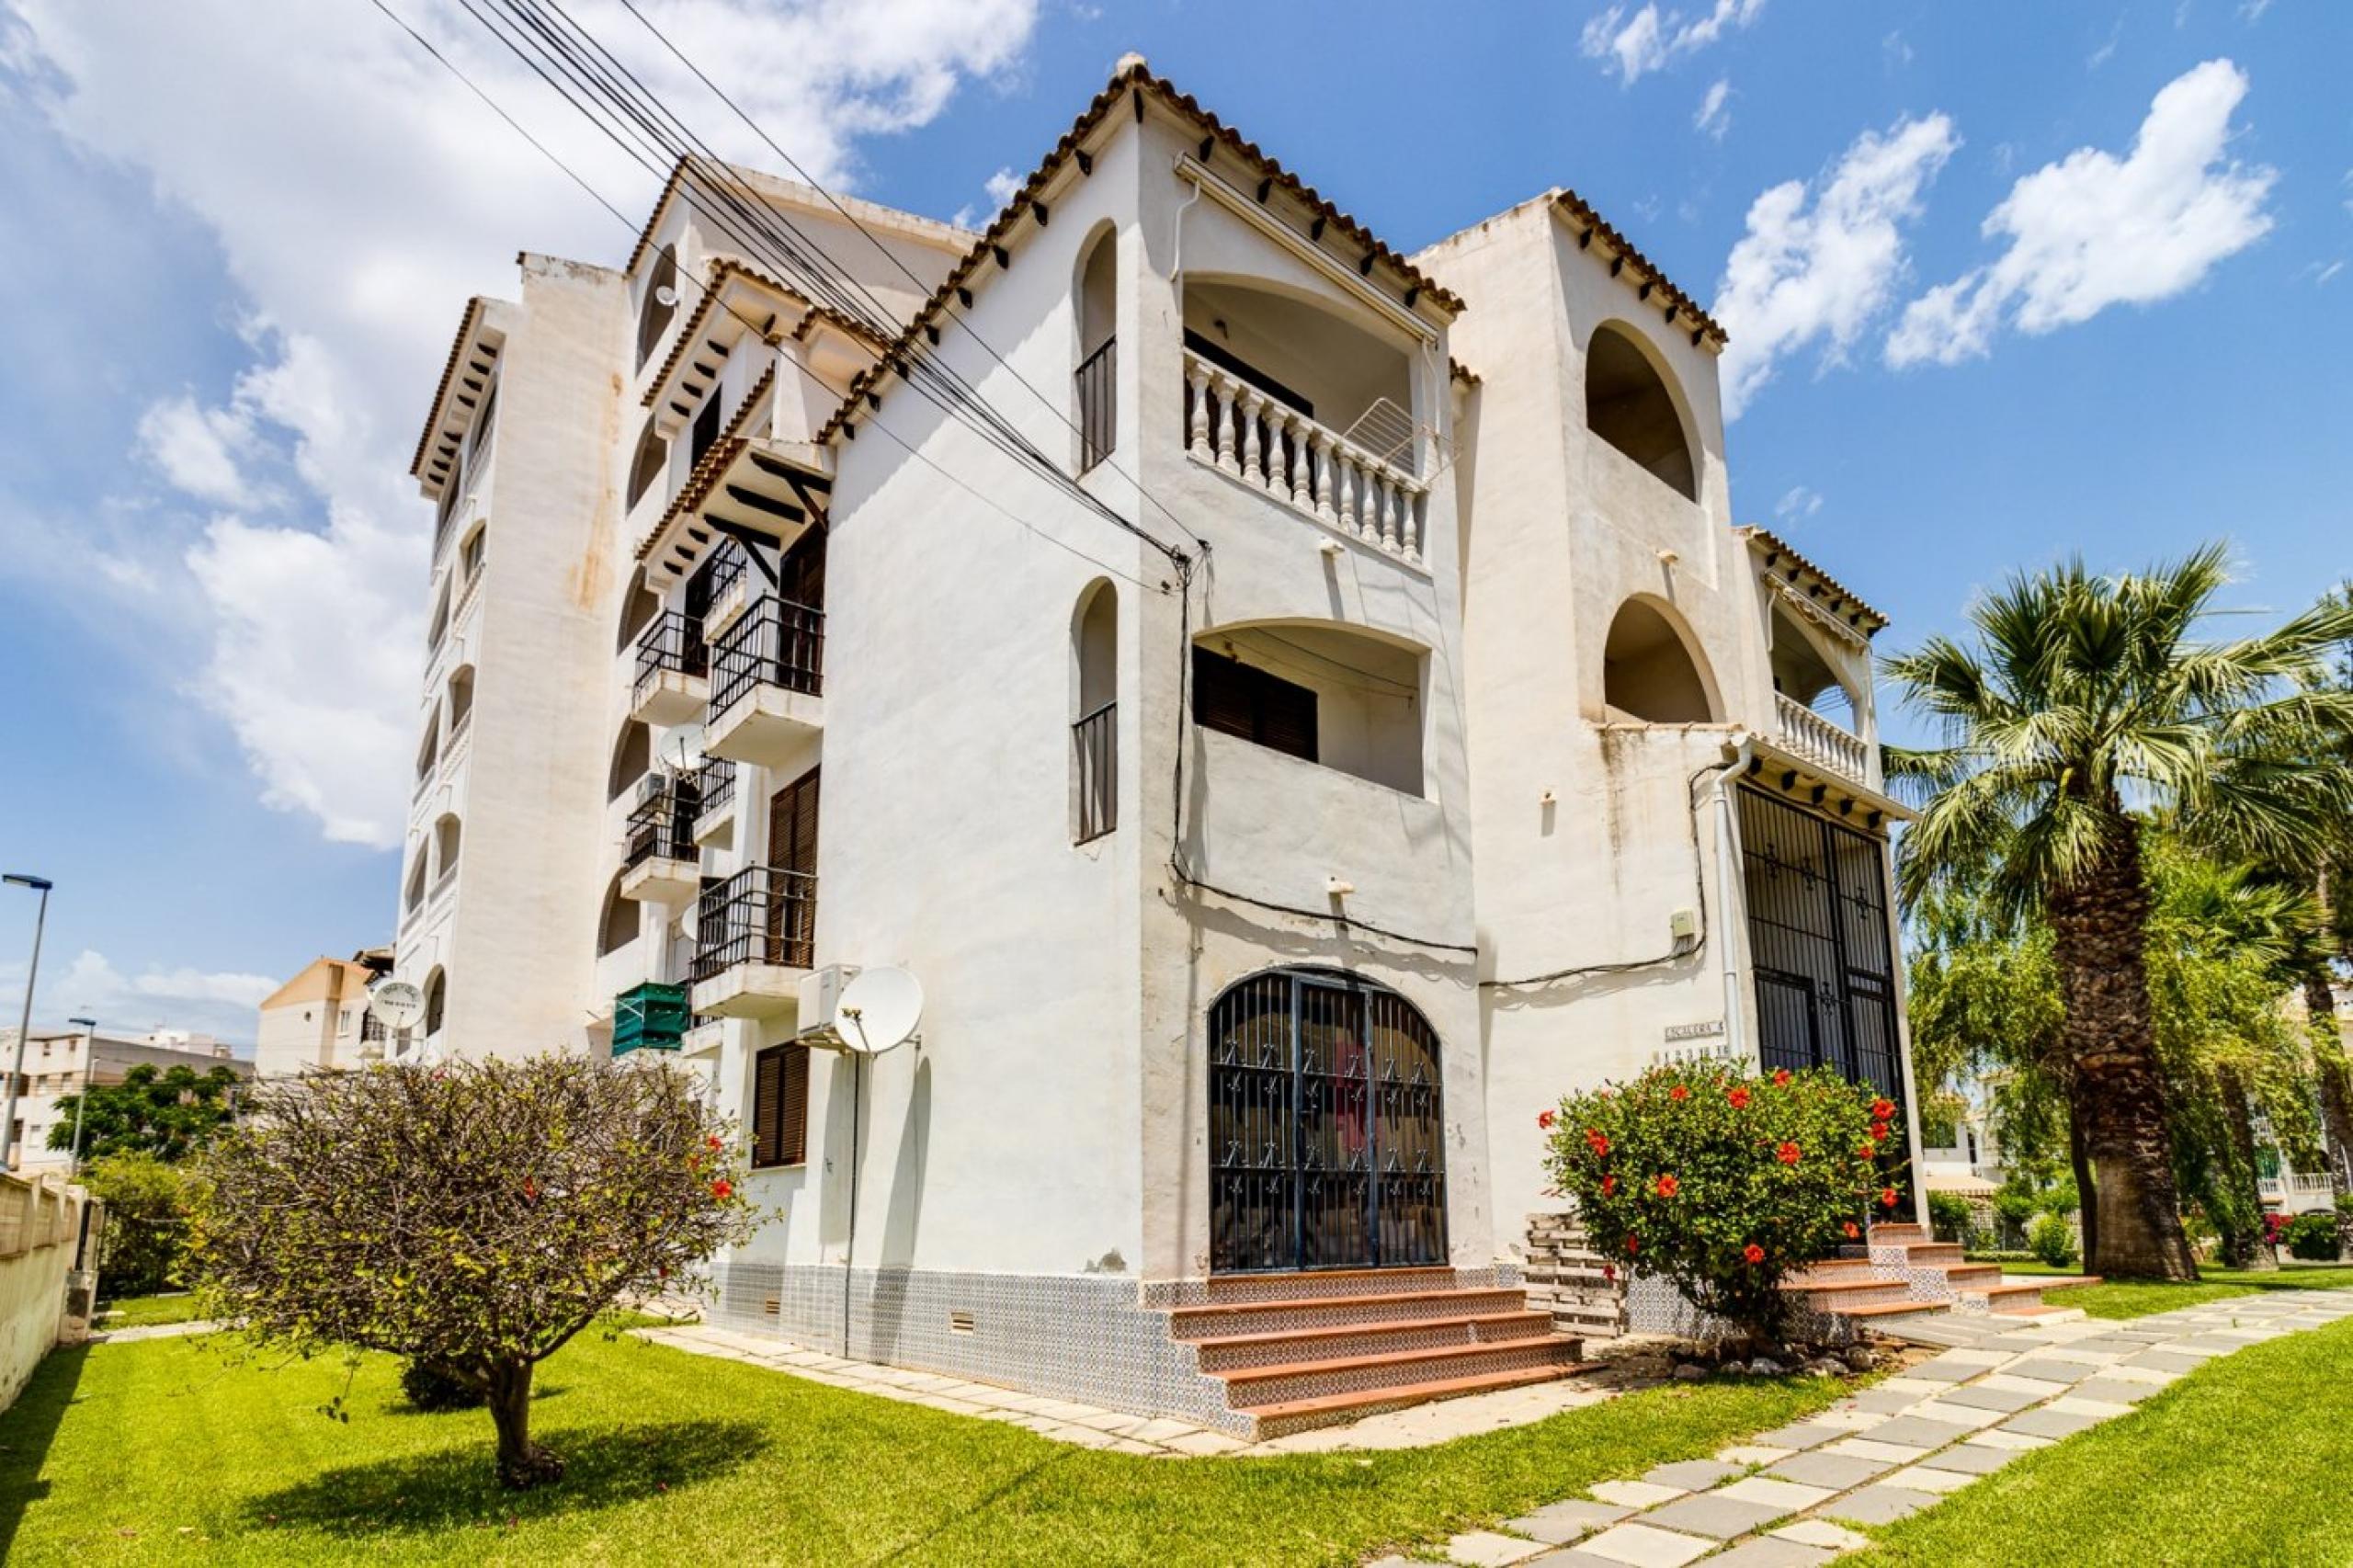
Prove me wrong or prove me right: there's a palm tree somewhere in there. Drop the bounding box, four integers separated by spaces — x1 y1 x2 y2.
1886 545 2353 1279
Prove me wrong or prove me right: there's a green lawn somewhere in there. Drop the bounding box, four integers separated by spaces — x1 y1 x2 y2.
0 1324 1847 1566
2004 1261 2353 1320
1848 1312 2353 1566
93 1294 205 1329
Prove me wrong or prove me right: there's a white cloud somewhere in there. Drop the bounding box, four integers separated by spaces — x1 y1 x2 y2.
1581 0 1766 85
1711 111 1961 418
2087 15 2123 70
2305 259 2343 287
1695 78 1732 141
6 0 1039 849
954 164 1023 228
1774 484 1823 521
3 949 280 1047
1881 31 1914 71
1887 59 2273 369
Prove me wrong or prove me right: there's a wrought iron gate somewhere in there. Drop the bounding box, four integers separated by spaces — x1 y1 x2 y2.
1736 787 1906 1121
1208 969 1447 1273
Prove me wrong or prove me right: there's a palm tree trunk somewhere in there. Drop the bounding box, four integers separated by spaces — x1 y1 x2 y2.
2064 1078 2097 1265
2303 969 2353 1253
2212 1063 2275 1271
2046 824 2198 1281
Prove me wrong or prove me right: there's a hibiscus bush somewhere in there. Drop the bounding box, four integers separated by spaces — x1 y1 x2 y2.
1541 1060 1903 1340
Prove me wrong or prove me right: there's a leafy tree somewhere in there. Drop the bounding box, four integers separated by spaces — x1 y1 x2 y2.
79 1152 203 1297
1542 1061 1894 1342
48 1062 243 1163
1887 545 2353 1278
184 1055 756 1488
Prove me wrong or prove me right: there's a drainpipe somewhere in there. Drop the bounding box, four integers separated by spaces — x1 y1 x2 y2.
1711 733 1755 1066
1169 176 1204 299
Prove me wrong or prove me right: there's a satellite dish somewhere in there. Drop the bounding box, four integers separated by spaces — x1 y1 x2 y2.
369 980 425 1031
654 283 680 308
663 722 709 771
833 966 923 1054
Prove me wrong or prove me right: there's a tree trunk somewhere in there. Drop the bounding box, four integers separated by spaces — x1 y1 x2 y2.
2046 822 2198 1281
2213 1063 2275 1271
2065 1081 2097 1267
489 1360 563 1488
2303 968 2353 1254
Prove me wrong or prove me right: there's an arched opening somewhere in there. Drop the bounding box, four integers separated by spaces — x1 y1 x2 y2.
459 520 488 585
404 851 428 914
1586 324 1697 502
1768 604 1859 730
597 871 638 957
636 247 677 369
446 665 476 739
1207 967 1446 1272
616 566 660 653
1191 620 1427 796
422 966 447 1037
608 721 651 802
415 705 440 781
426 581 452 650
1071 579 1117 842
1182 277 1414 462
432 812 463 879
626 417 668 511
1074 224 1118 470
1601 597 1717 723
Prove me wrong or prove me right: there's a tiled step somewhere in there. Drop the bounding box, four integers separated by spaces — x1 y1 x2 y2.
1189 1310 1555 1372
1968 1276 2101 1314
1939 1264 2005 1291
1870 1222 1927 1244
1245 1363 1586 1440
1788 1257 1883 1286
1169 1287 1529 1339
1831 1299 1951 1322
1201 1267 1461 1302
1785 1277 1916 1311
1215 1335 1588 1410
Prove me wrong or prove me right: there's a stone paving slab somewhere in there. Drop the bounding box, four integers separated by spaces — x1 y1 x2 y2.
1913 1441 2019 1476
1857 1414 1981 1448
1771 1519 1873 1551
1446 1528 1553 1565
1881 1464 1979 1495
1821 1437 1935 1464
1699 1538 1836 1567
1506 1499 1632 1544
1999 1406 2108 1440
1593 1480 1689 1509
1821 1483 1938 1525
1643 1460 1744 1492
1750 1422 1847 1451
1641 1494 1789 1541
1763 1450 1899 1490
1932 1381 2047 1413
1576 1522 1717 1567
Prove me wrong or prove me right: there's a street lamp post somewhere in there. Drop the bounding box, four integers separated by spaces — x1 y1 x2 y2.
2 873 54 1173
65 1016 96 1176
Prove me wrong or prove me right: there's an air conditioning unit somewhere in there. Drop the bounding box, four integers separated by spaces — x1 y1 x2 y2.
796 964 858 1049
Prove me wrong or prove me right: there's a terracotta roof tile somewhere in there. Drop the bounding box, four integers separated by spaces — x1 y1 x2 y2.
408 297 487 482
1552 189 1727 347
1738 525 1888 632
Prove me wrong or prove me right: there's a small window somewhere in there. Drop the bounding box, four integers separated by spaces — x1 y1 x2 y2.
626 418 667 511
637 248 678 369
597 872 636 956
1192 645 1317 763
751 1042 810 1168
423 968 448 1035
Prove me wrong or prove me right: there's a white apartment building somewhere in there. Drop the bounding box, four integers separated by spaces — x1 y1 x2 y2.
3 1027 247 1171
392 57 1919 1437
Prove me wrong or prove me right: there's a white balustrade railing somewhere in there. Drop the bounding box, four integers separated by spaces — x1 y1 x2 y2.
1775 691 1872 784
1182 350 1426 567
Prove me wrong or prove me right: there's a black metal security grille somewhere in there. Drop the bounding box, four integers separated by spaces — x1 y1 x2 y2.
711 597 824 714
1072 700 1116 842
632 610 708 704
1209 970 1447 1273
1075 335 1116 471
690 864 817 981
1737 787 1904 1121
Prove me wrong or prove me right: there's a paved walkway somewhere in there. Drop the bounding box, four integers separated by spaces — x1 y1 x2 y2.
88 1318 219 1344
633 1322 1639 1456
1383 1290 2353 1567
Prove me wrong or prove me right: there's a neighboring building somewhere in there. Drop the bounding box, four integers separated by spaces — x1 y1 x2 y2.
253 949 394 1077
389 57 1920 1435
1 1027 249 1171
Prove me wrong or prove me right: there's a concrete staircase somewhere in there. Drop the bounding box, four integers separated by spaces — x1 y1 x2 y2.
1784 1221 2101 1335
1164 1267 1592 1439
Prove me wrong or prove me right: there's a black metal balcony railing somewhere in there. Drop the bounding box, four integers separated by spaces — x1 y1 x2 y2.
711 597 824 715
633 610 709 703
690 756 735 819
700 537 746 602
691 865 817 982
624 773 701 869
1073 699 1117 842
1075 335 1116 472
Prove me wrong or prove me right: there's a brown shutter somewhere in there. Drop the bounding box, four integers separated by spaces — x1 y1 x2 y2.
1258 671 1319 763
751 1046 784 1167
1192 646 1256 742
1191 646 1317 763
779 1044 810 1165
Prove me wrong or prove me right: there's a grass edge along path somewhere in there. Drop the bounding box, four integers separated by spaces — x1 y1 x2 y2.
1846 1311 2353 1566
2018 1261 2353 1320
1 1322 1850 1567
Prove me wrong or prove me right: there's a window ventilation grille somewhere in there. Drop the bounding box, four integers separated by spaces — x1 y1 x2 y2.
948 1310 977 1335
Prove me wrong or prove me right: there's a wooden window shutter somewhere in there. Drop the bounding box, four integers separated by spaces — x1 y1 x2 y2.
1192 646 1256 742
1258 671 1318 763
751 1046 784 1167
1191 645 1317 763
779 1044 810 1166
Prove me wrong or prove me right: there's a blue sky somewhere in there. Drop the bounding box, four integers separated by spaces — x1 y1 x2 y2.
1 0 2346 1046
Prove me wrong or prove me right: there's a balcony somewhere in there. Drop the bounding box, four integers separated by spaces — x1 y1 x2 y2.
620 774 701 905
1774 691 1872 787
1180 348 1428 569
689 756 736 849
705 597 824 768
688 865 816 1019
700 540 751 641
631 610 710 726
612 982 692 1056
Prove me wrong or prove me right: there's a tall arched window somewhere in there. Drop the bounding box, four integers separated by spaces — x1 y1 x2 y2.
597 871 638 956
404 851 428 914
616 566 660 654
608 721 651 802
1074 224 1117 470
422 966 448 1036
1585 324 1697 502
636 247 678 369
1601 597 1718 722
446 665 476 738
432 812 463 879
415 704 441 781
1071 579 1117 842
626 417 668 511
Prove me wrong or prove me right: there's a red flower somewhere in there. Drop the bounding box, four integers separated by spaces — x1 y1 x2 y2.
1728 1086 1751 1109
711 1178 734 1200
1743 1243 1765 1265
1880 1187 1899 1210
1655 1174 1680 1199
1871 1097 1895 1121
1625 1234 1640 1255
1602 1174 1618 1196
1586 1130 1611 1158
707 1134 723 1151
1669 1085 1689 1102
1870 1120 1891 1142
1858 1143 1879 1160
1538 1108 1556 1130
1777 1142 1802 1165
1602 1264 1616 1283
1771 1068 1792 1086
1842 1221 1860 1239
522 1178 537 1201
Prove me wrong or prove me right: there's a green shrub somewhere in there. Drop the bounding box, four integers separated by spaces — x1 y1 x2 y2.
401 1358 487 1413
81 1153 201 1298
1927 1191 1972 1244
1542 1060 1897 1340
2028 1213 2076 1269
2285 1211 2342 1263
